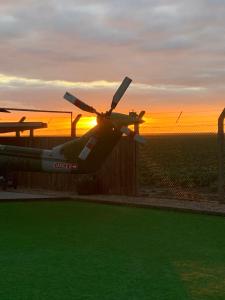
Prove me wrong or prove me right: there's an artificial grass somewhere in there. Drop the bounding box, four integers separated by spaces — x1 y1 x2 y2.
0 200 224 300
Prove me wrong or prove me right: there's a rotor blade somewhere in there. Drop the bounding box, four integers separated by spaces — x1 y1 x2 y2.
111 77 132 110
0 108 10 113
78 136 98 160
64 92 99 114
138 110 145 120
121 126 146 144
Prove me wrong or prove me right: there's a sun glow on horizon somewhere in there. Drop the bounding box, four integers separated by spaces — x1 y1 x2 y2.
0 109 221 137
78 116 97 129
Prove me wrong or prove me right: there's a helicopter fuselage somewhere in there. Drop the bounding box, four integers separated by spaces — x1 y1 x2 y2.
0 121 122 174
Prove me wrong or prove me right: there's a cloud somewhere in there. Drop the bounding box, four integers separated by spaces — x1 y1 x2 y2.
0 73 206 94
0 0 224 112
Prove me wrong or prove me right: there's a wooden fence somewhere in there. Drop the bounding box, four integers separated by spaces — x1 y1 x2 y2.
0 136 137 196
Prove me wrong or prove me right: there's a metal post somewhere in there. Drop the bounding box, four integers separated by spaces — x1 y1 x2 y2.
134 122 139 135
70 112 73 137
71 114 82 137
131 112 140 196
30 129 34 138
134 121 140 196
218 108 225 202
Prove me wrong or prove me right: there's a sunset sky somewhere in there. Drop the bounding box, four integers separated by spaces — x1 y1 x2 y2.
0 0 225 135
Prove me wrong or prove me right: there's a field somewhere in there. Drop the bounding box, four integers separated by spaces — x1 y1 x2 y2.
139 134 219 195
0 200 224 300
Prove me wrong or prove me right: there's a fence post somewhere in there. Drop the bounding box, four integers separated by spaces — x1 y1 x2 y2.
218 108 225 202
134 114 140 196
71 114 82 137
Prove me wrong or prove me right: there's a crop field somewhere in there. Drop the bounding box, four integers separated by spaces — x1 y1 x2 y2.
0 201 224 300
139 134 219 195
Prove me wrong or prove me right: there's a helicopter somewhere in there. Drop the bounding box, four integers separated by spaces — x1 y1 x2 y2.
0 77 145 184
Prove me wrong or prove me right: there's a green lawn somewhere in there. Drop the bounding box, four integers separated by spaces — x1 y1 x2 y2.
0 201 224 300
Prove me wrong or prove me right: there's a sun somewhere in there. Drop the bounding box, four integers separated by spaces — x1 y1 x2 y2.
78 116 97 130
86 117 97 128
